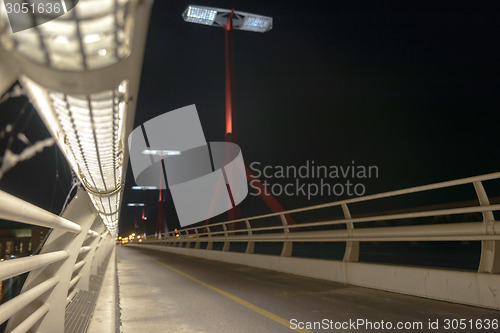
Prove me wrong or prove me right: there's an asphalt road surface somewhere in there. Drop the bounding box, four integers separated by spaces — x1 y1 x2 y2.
117 246 499 333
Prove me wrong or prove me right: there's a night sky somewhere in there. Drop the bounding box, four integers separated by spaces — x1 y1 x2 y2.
1 1 499 235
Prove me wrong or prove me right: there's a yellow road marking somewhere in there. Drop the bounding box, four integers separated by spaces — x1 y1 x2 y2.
142 254 314 333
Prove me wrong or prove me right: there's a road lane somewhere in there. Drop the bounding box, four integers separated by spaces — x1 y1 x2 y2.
117 246 499 333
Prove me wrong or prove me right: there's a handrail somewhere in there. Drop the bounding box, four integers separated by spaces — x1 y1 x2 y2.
79 246 92 254
140 172 500 274
69 275 81 290
87 230 99 237
161 222 498 242
0 251 69 281
183 204 500 238
0 190 81 233
73 260 86 272
0 188 116 332
176 171 500 232
0 277 59 325
8 304 50 333
67 289 78 305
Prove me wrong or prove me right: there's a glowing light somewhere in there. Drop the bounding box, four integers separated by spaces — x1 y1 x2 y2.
184 6 217 25
142 149 181 156
182 5 273 33
127 203 144 207
240 15 273 33
83 34 101 44
53 35 70 44
22 76 129 232
1 0 134 70
131 186 158 190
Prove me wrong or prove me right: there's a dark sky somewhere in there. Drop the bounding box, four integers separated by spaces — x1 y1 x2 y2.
1 1 499 235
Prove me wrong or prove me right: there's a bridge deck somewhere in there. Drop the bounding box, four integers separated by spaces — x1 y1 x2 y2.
116 246 499 333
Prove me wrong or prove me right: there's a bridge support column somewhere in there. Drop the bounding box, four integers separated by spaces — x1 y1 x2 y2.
474 182 500 273
342 203 359 262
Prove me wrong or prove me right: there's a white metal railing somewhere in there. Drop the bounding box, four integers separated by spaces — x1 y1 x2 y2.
138 172 500 273
0 188 115 333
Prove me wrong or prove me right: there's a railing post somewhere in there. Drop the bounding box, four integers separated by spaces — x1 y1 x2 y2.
181 230 188 247
245 220 254 254
194 229 200 249
342 203 359 262
206 226 213 250
474 181 499 273
185 230 191 249
280 214 292 257
222 224 230 251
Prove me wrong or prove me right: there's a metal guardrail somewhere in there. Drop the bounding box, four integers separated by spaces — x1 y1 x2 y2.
139 172 500 273
0 188 115 333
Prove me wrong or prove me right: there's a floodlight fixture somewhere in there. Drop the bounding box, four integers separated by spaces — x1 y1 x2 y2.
182 5 272 33
182 5 294 227
182 4 272 143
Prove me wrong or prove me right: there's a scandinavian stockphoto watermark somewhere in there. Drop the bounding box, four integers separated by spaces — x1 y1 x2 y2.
2 0 77 33
249 160 378 200
128 105 248 227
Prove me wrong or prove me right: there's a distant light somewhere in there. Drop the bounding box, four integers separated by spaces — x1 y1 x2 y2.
240 15 273 33
127 203 144 207
131 186 159 190
184 5 217 25
142 149 181 156
53 35 70 44
83 33 101 44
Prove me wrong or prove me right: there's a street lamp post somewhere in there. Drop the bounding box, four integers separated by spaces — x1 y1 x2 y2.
182 5 272 143
131 186 159 236
182 5 294 225
137 149 180 236
127 202 146 235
